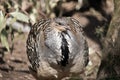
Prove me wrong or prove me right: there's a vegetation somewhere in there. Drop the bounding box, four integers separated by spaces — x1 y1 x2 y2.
0 0 119 80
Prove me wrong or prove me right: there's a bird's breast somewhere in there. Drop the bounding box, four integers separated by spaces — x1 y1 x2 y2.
43 28 80 67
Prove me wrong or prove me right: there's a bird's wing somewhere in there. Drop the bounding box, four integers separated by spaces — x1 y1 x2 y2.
26 19 51 70
70 18 89 68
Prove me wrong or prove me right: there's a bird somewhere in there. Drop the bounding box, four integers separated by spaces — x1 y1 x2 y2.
26 17 89 80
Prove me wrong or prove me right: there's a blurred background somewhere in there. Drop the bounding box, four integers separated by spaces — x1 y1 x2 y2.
0 0 114 80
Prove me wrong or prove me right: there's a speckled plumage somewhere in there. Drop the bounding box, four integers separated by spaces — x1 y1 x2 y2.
26 17 89 80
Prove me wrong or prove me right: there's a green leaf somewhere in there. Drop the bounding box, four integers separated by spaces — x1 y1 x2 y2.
10 11 29 23
0 29 10 51
0 11 6 33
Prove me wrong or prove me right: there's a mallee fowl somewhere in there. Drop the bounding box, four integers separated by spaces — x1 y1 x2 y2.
26 17 89 80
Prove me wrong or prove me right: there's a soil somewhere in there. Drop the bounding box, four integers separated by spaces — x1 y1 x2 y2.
0 33 35 80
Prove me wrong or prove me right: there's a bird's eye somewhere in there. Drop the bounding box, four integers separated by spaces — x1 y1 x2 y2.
57 22 64 26
58 22 62 25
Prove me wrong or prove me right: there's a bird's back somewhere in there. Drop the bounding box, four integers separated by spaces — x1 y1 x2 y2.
26 17 89 80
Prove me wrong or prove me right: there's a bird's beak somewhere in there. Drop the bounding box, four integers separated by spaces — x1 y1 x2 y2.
55 26 66 32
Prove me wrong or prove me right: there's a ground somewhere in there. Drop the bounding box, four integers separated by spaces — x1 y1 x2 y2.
0 33 35 80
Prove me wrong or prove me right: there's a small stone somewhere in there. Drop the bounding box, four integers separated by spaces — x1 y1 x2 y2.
0 73 3 78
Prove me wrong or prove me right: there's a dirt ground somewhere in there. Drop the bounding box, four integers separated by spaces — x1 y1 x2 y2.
0 33 36 80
